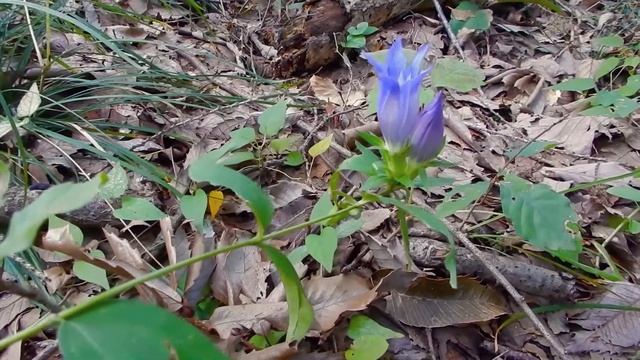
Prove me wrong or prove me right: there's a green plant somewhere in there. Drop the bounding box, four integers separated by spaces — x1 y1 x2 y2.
342 22 378 49
553 34 640 118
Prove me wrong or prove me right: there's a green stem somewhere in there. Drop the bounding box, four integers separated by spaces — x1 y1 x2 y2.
398 209 411 271
0 199 369 350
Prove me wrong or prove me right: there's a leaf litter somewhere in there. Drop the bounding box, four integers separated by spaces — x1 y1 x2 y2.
2 0 640 359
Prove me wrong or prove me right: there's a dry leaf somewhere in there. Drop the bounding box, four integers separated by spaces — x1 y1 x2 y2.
385 277 508 328
309 75 364 106
208 190 224 218
360 208 391 232
568 282 640 354
305 273 377 331
16 83 41 118
541 162 640 187
210 273 377 338
515 114 610 155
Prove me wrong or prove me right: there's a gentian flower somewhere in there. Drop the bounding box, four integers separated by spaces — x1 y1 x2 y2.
364 39 445 165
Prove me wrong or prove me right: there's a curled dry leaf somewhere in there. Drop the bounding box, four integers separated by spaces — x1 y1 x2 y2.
210 273 377 338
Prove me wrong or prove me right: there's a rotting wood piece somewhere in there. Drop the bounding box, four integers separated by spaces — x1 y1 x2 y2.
253 0 426 78
410 237 579 301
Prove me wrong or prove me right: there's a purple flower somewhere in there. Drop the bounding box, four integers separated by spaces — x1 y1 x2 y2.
364 39 445 163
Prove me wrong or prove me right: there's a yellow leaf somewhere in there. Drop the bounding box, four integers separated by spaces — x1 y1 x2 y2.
308 134 333 158
207 190 224 218
17 83 41 118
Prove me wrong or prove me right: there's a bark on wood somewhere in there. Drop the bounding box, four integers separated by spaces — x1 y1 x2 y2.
410 237 579 301
1 186 118 227
254 0 430 78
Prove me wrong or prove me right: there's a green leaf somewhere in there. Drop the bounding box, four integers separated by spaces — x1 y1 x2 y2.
612 98 640 117
258 101 287 137
431 58 485 92
0 174 105 258
593 57 621 79
347 315 403 340
344 35 366 49
310 191 333 223
248 330 286 349
308 134 333 157
591 90 626 107
262 245 313 342
180 189 207 232
49 216 83 245
336 217 364 238
345 336 389 360
626 220 640 234
285 151 305 166
58 300 229 360
552 78 596 91
270 136 298 154
450 1 492 33
218 151 255 166
436 181 490 218
349 22 377 36
287 245 309 264
623 56 640 70
506 140 556 159
619 75 640 97
73 250 110 290
607 185 640 201
99 164 128 199
306 226 338 272
592 35 625 49
189 164 273 235
500 177 581 256
192 128 257 165
339 143 380 175
114 196 166 221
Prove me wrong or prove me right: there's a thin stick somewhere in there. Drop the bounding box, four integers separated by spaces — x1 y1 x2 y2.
430 0 465 61
441 217 569 358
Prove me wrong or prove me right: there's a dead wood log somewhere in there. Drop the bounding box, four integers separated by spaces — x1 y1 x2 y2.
254 0 438 78
410 237 579 301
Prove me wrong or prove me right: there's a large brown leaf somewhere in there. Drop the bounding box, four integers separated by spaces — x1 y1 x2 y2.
385 277 508 328
567 282 640 354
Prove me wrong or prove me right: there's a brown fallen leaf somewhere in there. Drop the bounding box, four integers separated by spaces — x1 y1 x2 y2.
309 75 365 107
515 114 610 155
385 277 508 328
568 282 640 354
541 162 640 187
210 273 377 338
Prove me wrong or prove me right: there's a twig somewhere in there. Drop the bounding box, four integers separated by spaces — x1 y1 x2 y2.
431 0 465 61
440 217 569 358
0 278 62 313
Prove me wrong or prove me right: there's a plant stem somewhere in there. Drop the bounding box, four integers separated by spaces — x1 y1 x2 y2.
0 199 370 350
398 209 411 270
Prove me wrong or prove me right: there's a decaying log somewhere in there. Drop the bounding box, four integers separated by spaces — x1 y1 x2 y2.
410 237 579 301
254 0 437 78
1 186 118 227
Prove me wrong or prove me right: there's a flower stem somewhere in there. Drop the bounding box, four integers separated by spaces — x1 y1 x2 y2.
0 200 369 350
398 209 411 271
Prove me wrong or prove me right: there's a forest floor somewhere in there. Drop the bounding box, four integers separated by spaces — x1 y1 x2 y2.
1 0 640 359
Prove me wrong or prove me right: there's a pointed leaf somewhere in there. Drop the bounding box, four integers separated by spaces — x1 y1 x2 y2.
258 101 287 137
180 189 207 232
58 300 229 360
114 196 166 221
0 174 106 257
306 226 338 272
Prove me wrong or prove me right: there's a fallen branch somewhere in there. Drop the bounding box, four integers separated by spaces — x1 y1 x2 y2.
410 237 579 301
